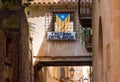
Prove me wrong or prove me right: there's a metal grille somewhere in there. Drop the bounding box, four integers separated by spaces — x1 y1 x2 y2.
45 12 75 32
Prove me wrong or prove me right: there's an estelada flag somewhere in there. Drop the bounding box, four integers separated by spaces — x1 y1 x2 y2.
55 13 70 32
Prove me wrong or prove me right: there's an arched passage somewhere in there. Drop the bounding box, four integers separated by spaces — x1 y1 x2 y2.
34 61 92 82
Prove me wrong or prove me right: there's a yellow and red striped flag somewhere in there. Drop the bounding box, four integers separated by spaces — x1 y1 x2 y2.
55 13 70 32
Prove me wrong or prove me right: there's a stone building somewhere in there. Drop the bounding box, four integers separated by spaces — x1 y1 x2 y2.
0 0 120 82
92 0 120 82
25 0 92 82
0 0 92 82
0 0 32 82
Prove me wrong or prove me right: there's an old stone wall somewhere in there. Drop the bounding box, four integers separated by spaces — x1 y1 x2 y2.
5 30 20 82
0 27 20 82
0 29 6 82
19 9 33 82
0 0 33 82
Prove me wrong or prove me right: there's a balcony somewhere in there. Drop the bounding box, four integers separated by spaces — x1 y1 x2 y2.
84 28 92 52
79 0 92 27
80 17 92 27
85 35 92 52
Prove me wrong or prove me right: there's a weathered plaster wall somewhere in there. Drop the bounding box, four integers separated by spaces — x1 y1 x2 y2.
93 0 120 82
26 5 90 63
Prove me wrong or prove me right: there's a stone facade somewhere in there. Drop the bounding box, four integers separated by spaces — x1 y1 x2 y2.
93 0 120 82
0 27 20 82
0 0 33 82
26 2 90 65
0 28 6 82
19 9 33 82
26 1 92 82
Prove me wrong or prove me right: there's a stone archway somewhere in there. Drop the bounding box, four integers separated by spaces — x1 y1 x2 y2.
34 60 92 82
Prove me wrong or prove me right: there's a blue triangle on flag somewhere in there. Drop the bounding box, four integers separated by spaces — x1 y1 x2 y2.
57 13 69 21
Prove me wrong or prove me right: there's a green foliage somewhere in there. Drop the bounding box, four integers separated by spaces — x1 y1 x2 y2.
79 27 91 45
80 28 85 45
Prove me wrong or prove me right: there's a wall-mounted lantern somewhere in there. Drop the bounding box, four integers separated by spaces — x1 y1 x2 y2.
69 67 75 77
84 77 88 82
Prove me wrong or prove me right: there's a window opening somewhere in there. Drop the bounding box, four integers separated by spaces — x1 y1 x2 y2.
45 12 74 32
53 12 74 32
45 12 76 40
37 66 92 82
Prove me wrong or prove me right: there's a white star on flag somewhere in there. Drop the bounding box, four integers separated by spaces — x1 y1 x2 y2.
61 15 65 19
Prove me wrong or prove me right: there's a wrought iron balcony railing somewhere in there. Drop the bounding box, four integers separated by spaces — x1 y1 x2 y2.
78 0 92 27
